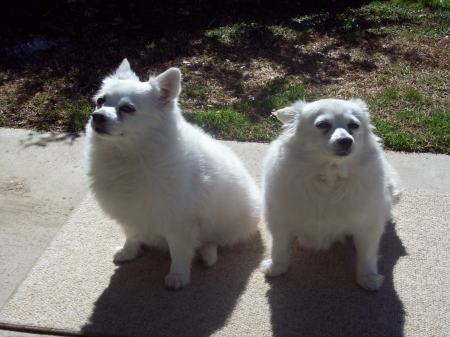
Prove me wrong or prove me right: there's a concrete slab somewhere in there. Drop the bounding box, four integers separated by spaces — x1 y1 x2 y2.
224 141 450 193
0 137 449 337
385 151 450 193
0 329 61 337
0 129 88 309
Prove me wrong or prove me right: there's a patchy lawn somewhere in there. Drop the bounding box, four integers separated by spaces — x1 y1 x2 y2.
0 0 449 153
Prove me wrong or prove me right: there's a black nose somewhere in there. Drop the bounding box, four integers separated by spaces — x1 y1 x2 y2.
337 137 353 150
92 113 106 124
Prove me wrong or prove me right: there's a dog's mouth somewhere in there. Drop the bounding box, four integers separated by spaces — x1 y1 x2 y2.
93 125 109 135
94 126 108 135
90 119 109 135
334 149 351 157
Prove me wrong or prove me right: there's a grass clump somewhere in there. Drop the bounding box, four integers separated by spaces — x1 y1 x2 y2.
187 107 249 139
404 88 423 103
183 85 208 99
378 86 399 106
373 109 449 153
268 25 299 40
204 23 260 44
67 101 92 132
249 79 307 114
373 118 427 151
186 106 280 142
364 1 450 38
370 83 449 153
393 0 450 9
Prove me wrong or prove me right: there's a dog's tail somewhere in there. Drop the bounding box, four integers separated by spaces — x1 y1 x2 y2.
386 163 401 205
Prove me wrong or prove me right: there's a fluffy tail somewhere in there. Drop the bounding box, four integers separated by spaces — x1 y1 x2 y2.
386 163 401 205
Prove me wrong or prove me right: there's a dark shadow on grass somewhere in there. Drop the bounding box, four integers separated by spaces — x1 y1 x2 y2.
0 0 439 132
80 233 264 337
267 223 406 337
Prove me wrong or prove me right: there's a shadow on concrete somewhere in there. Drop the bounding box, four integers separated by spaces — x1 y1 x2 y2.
81 233 264 337
19 131 81 148
266 222 406 337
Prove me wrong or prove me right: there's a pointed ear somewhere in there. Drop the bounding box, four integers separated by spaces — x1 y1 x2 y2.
351 98 370 119
113 58 139 80
351 98 368 111
272 107 295 124
272 100 305 125
155 68 181 102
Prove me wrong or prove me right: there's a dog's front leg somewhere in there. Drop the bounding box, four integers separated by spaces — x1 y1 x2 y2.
113 239 141 263
354 227 385 291
165 228 195 289
261 229 294 277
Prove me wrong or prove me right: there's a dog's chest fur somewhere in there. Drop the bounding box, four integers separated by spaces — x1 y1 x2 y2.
284 161 380 250
88 142 197 234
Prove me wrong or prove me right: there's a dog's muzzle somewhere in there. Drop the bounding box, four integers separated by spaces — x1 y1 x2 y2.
91 112 109 134
335 137 353 156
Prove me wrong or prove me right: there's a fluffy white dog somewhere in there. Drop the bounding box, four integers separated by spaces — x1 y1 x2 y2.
261 98 400 291
85 59 260 289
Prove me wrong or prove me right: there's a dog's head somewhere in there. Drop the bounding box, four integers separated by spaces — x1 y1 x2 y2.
273 98 374 159
88 59 181 139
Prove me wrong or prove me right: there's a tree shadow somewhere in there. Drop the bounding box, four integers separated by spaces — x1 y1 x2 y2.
19 131 81 147
0 0 379 97
267 222 406 337
81 232 264 337
1 0 435 132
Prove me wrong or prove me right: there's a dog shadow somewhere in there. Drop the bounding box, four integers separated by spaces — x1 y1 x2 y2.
80 233 264 337
267 222 406 337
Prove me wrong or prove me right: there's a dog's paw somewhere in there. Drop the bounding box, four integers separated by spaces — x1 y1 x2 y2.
113 245 139 263
199 243 218 267
260 258 288 277
165 272 190 290
357 273 384 291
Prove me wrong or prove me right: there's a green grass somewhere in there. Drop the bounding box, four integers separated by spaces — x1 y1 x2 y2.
423 109 450 151
1 0 448 153
393 0 450 9
373 118 427 151
183 85 208 99
0 91 92 132
186 81 305 142
205 22 303 45
67 101 92 132
373 109 449 152
378 86 399 106
186 107 279 141
267 25 299 40
404 88 423 103
246 79 307 114
362 1 450 38
26 92 63 127
187 78 449 151
204 23 259 44
369 84 449 152
198 6 450 149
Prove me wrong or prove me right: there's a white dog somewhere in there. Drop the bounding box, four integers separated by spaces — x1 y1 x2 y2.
85 59 260 289
261 98 400 291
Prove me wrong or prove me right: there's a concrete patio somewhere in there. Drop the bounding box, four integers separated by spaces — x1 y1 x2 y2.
0 128 449 337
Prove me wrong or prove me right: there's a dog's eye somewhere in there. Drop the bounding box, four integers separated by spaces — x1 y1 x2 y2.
316 121 331 131
348 122 360 130
119 104 136 114
96 97 105 107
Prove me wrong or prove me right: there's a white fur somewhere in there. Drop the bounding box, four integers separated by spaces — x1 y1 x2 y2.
261 98 400 291
85 59 260 289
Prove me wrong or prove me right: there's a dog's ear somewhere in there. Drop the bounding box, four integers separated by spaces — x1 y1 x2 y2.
113 58 139 81
351 98 369 118
272 107 296 124
272 100 305 125
155 68 182 102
